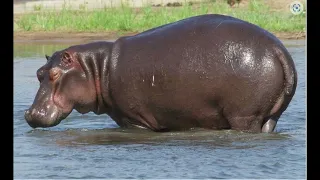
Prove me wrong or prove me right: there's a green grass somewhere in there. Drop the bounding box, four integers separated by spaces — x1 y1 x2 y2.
14 0 306 33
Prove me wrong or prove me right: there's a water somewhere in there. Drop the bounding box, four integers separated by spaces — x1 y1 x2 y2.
14 39 306 179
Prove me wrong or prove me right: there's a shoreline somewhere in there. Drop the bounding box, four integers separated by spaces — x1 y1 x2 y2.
14 31 306 43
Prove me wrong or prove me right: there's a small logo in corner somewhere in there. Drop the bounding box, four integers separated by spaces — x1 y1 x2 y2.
290 1 304 15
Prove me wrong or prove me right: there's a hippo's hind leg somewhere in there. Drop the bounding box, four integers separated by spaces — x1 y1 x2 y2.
261 117 279 133
261 91 286 133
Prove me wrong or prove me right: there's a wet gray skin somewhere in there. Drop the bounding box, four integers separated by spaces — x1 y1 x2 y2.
24 14 297 133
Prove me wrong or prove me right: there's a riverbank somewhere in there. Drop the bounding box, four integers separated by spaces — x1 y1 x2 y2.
13 31 305 43
14 0 306 42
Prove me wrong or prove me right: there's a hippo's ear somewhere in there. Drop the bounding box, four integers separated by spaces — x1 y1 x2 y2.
61 51 74 66
45 55 50 61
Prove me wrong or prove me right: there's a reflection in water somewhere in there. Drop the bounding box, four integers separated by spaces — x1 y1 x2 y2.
27 127 290 147
14 40 113 59
14 43 74 59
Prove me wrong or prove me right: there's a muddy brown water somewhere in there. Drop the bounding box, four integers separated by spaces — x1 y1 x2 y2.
14 39 305 179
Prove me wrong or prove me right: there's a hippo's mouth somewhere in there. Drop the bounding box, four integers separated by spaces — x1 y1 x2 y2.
24 99 72 128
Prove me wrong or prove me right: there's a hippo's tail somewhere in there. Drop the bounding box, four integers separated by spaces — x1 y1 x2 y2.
278 47 297 97
262 46 297 132
271 46 297 115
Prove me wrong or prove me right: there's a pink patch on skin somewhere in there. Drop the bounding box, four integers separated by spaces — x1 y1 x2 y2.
51 78 73 112
59 50 82 71
53 93 73 113
95 79 101 95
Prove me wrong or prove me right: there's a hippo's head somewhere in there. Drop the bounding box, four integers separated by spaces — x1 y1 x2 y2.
24 48 105 128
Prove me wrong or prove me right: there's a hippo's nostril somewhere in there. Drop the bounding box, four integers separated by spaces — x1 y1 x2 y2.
24 109 33 122
25 109 30 116
24 109 31 119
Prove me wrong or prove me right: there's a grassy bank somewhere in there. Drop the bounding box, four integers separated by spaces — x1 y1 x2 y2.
14 0 306 35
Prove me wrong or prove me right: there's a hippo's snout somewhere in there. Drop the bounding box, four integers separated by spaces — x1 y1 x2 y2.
24 108 53 128
24 106 65 128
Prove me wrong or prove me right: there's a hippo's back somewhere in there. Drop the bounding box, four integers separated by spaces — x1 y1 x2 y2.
113 14 284 72
129 14 281 47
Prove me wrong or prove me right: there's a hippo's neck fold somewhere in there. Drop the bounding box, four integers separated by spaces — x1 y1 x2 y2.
100 42 115 115
75 41 114 115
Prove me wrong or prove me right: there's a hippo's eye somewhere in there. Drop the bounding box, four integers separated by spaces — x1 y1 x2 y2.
49 69 60 81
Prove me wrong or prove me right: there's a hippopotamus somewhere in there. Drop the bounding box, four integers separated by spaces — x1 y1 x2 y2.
24 14 297 133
